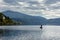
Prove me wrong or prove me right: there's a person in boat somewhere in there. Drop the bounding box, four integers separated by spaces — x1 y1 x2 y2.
40 25 43 29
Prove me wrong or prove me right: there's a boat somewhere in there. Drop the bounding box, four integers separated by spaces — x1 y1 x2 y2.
40 25 43 29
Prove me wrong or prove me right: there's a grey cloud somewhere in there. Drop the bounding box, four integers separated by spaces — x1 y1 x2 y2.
45 0 60 4
24 6 46 10
3 0 33 4
2 0 48 10
0 7 9 12
3 0 40 5
51 6 60 9
3 0 17 5
25 7 40 10
28 1 40 4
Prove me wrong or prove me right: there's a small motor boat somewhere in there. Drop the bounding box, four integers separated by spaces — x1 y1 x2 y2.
40 25 43 29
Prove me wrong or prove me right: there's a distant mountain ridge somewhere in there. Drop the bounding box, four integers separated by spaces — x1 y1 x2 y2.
47 18 60 25
2 10 47 25
2 10 60 25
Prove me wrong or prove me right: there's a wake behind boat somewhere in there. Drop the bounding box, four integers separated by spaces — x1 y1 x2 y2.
0 25 42 30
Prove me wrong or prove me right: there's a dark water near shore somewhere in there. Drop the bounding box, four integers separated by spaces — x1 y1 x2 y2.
0 25 60 40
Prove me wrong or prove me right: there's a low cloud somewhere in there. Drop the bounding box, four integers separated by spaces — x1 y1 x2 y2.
0 0 60 19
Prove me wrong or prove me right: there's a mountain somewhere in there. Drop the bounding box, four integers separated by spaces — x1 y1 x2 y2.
47 18 60 25
0 12 22 25
2 10 47 25
2 10 60 25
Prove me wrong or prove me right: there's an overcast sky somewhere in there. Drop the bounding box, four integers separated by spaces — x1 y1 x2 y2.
0 0 60 19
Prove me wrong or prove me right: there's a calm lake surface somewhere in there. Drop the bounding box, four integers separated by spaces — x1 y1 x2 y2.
0 25 60 40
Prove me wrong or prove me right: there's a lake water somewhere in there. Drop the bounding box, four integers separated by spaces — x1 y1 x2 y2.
0 25 60 40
